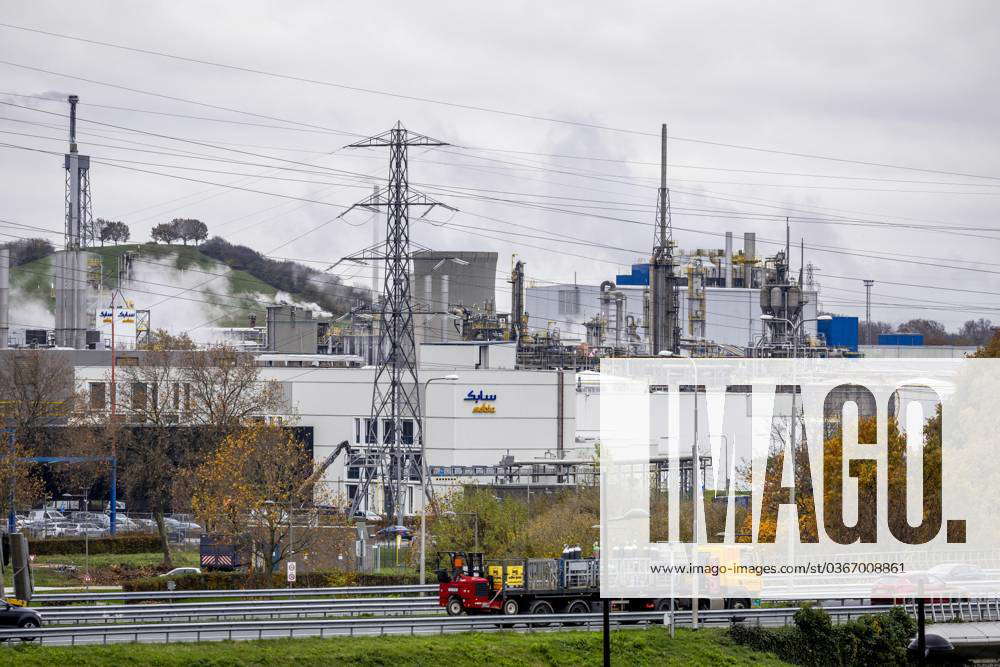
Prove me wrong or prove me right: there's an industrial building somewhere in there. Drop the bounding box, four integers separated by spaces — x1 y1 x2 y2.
68 341 575 515
525 232 820 355
2 104 986 524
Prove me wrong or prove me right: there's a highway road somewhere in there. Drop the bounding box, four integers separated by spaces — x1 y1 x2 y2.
4 603 999 648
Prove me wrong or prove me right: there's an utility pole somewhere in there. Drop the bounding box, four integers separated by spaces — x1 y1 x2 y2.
106 256 128 536
344 123 454 527
649 124 679 355
371 184 380 299
863 280 874 345
691 379 700 629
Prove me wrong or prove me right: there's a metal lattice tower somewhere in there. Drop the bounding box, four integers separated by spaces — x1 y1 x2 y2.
649 123 680 355
64 95 97 249
343 122 452 524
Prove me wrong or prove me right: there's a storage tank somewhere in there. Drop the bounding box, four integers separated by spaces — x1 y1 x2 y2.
53 249 97 349
412 251 497 343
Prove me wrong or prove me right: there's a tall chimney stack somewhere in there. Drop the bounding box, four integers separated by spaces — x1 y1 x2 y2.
724 231 733 288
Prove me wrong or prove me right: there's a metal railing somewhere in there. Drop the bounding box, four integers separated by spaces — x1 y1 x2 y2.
6 602 997 647
32 584 437 603
1 611 659 645
917 598 1000 623
38 597 439 624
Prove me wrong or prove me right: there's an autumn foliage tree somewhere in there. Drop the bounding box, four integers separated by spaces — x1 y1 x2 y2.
111 344 282 566
191 423 314 574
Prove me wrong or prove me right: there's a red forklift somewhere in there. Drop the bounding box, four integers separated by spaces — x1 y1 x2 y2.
436 550 671 617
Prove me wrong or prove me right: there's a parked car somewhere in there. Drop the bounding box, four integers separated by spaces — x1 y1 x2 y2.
27 520 72 538
131 518 158 533
65 522 106 538
165 518 201 533
71 512 109 526
376 525 413 542
27 509 68 524
0 601 42 639
352 510 382 522
159 567 201 578
119 516 142 532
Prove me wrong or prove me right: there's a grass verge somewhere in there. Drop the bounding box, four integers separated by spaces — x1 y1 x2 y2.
31 550 199 588
4 628 791 666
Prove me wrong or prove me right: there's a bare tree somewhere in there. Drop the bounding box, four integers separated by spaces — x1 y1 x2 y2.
50 421 113 512
180 346 285 436
0 351 75 448
0 351 75 520
116 344 200 566
107 344 284 566
191 423 315 575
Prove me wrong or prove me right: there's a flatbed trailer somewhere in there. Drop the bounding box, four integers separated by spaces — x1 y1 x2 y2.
436 551 753 617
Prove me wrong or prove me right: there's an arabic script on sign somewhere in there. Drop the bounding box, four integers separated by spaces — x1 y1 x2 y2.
464 389 497 403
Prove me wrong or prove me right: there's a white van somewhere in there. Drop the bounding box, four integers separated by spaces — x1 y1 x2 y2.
27 509 68 524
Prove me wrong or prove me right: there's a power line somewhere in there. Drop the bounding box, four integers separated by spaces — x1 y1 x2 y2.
2 24 999 181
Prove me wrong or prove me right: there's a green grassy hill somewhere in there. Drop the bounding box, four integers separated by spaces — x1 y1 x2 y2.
11 243 281 329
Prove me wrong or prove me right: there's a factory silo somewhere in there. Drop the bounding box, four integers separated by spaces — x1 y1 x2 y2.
411 251 497 343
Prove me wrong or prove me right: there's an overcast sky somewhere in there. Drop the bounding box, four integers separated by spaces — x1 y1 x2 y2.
1 1 998 331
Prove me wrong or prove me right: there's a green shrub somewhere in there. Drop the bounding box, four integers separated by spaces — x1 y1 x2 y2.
728 603 916 666
122 569 419 592
30 535 162 556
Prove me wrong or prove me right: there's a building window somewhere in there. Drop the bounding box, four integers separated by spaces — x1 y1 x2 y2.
354 418 361 444
401 419 414 446
558 289 580 315
89 382 106 410
383 419 396 445
347 453 363 481
364 418 377 444
131 382 147 412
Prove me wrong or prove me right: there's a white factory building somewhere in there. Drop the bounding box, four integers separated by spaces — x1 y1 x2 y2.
68 343 767 513
71 342 577 515
64 343 923 516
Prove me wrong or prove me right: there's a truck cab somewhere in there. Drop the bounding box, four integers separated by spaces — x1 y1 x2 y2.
436 552 496 615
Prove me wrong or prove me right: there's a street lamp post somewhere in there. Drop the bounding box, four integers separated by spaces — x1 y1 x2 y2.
419 374 458 585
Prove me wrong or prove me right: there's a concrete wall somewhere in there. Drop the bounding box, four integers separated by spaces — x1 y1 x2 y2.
859 345 977 358
420 342 517 370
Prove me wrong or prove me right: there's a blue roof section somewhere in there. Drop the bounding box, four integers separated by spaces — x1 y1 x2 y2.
615 263 650 286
